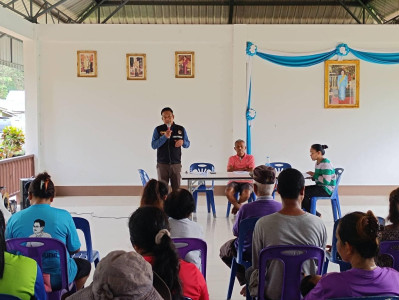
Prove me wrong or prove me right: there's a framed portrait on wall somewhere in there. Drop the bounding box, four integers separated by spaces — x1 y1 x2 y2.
126 54 147 80
324 60 360 108
175 51 195 78
77 50 97 77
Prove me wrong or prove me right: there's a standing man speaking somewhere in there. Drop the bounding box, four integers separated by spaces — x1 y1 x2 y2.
151 107 190 191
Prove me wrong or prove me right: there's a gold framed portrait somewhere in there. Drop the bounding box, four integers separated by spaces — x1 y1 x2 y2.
324 60 360 108
175 51 195 78
77 50 97 77
126 53 147 80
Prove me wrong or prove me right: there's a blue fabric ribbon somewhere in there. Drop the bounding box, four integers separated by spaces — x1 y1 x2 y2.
246 80 255 154
245 41 399 152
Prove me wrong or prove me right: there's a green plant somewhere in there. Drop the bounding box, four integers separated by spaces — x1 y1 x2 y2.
0 126 25 159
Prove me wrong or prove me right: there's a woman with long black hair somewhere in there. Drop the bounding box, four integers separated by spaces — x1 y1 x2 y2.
129 206 209 300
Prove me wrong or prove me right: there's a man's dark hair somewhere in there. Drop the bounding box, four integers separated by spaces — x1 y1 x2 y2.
34 219 45 227
161 107 173 115
277 168 305 199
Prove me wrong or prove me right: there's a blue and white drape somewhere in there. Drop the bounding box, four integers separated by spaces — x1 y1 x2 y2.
245 42 399 154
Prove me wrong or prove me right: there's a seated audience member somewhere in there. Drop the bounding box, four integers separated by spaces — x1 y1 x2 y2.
303 211 399 299
219 165 281 293
0 210 46 300
225 139 255 215
248 168 327 299
67 250 167 300
140 179 169 210
164 189 204 269
378 187 399 267
129 207 209 300
5 172 91 291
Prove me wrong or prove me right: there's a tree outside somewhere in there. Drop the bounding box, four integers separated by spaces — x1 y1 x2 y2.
0 64 25 159
0 65 24 99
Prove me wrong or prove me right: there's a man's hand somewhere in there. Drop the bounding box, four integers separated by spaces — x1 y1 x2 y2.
165 128 172 139
175 139 183 147
307 171 314 176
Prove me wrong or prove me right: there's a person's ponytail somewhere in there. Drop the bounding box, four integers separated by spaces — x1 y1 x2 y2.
129 207 182 300
152 231 182 299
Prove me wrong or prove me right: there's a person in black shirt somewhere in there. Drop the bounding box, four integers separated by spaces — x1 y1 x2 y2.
151 107 190 191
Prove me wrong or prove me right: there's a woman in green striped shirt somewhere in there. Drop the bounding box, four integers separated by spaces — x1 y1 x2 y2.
303 144 336 217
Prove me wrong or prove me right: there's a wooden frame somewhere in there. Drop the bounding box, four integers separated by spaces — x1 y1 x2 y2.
175 51 195 78
126 53 147 80
324 60 360 108
77 50 97 77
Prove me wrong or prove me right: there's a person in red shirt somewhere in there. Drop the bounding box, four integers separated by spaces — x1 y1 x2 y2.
226 139 256 214
129 206 209 300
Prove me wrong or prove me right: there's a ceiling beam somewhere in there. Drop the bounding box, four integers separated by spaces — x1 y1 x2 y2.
101 0 129 23
228 0 234 24
100 0 368 6
35 0 68 18
336 0 361 24
1 0 19 8
76 0 107 23
0 0 31 20
355 0 382 24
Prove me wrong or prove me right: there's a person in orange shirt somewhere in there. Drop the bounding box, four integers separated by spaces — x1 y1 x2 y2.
225 139 255 215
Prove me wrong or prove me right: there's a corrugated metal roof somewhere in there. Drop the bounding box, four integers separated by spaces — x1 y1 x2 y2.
0 32 24 70
0 0 398 24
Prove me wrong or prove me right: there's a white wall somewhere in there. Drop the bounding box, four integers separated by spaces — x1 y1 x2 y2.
35 25 233 185
3 18 399 186
234 25 399 185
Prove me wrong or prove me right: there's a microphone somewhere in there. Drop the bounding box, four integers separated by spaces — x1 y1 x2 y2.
167 123 171 131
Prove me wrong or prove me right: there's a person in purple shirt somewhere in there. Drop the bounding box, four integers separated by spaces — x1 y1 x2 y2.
219 165 282 294
303 210 399 299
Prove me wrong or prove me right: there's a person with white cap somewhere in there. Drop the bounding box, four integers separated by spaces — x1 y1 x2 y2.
66 250 168 300
220 165 281 295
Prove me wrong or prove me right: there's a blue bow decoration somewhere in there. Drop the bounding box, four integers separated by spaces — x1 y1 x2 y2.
336 43 350 56
246 42 258 56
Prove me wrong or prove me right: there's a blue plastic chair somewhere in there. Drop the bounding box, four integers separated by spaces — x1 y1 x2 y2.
189 163 216 217
138 169 150 186
379 240 399 271
268 162 292 172
0 295 22 300
226 191 256 217
310 168 344 222
72 217 100 268
227 217 259 300
268 162 291 197
258 245 325 300
172 238 207 279
6 237 76 300
323 218 351 274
